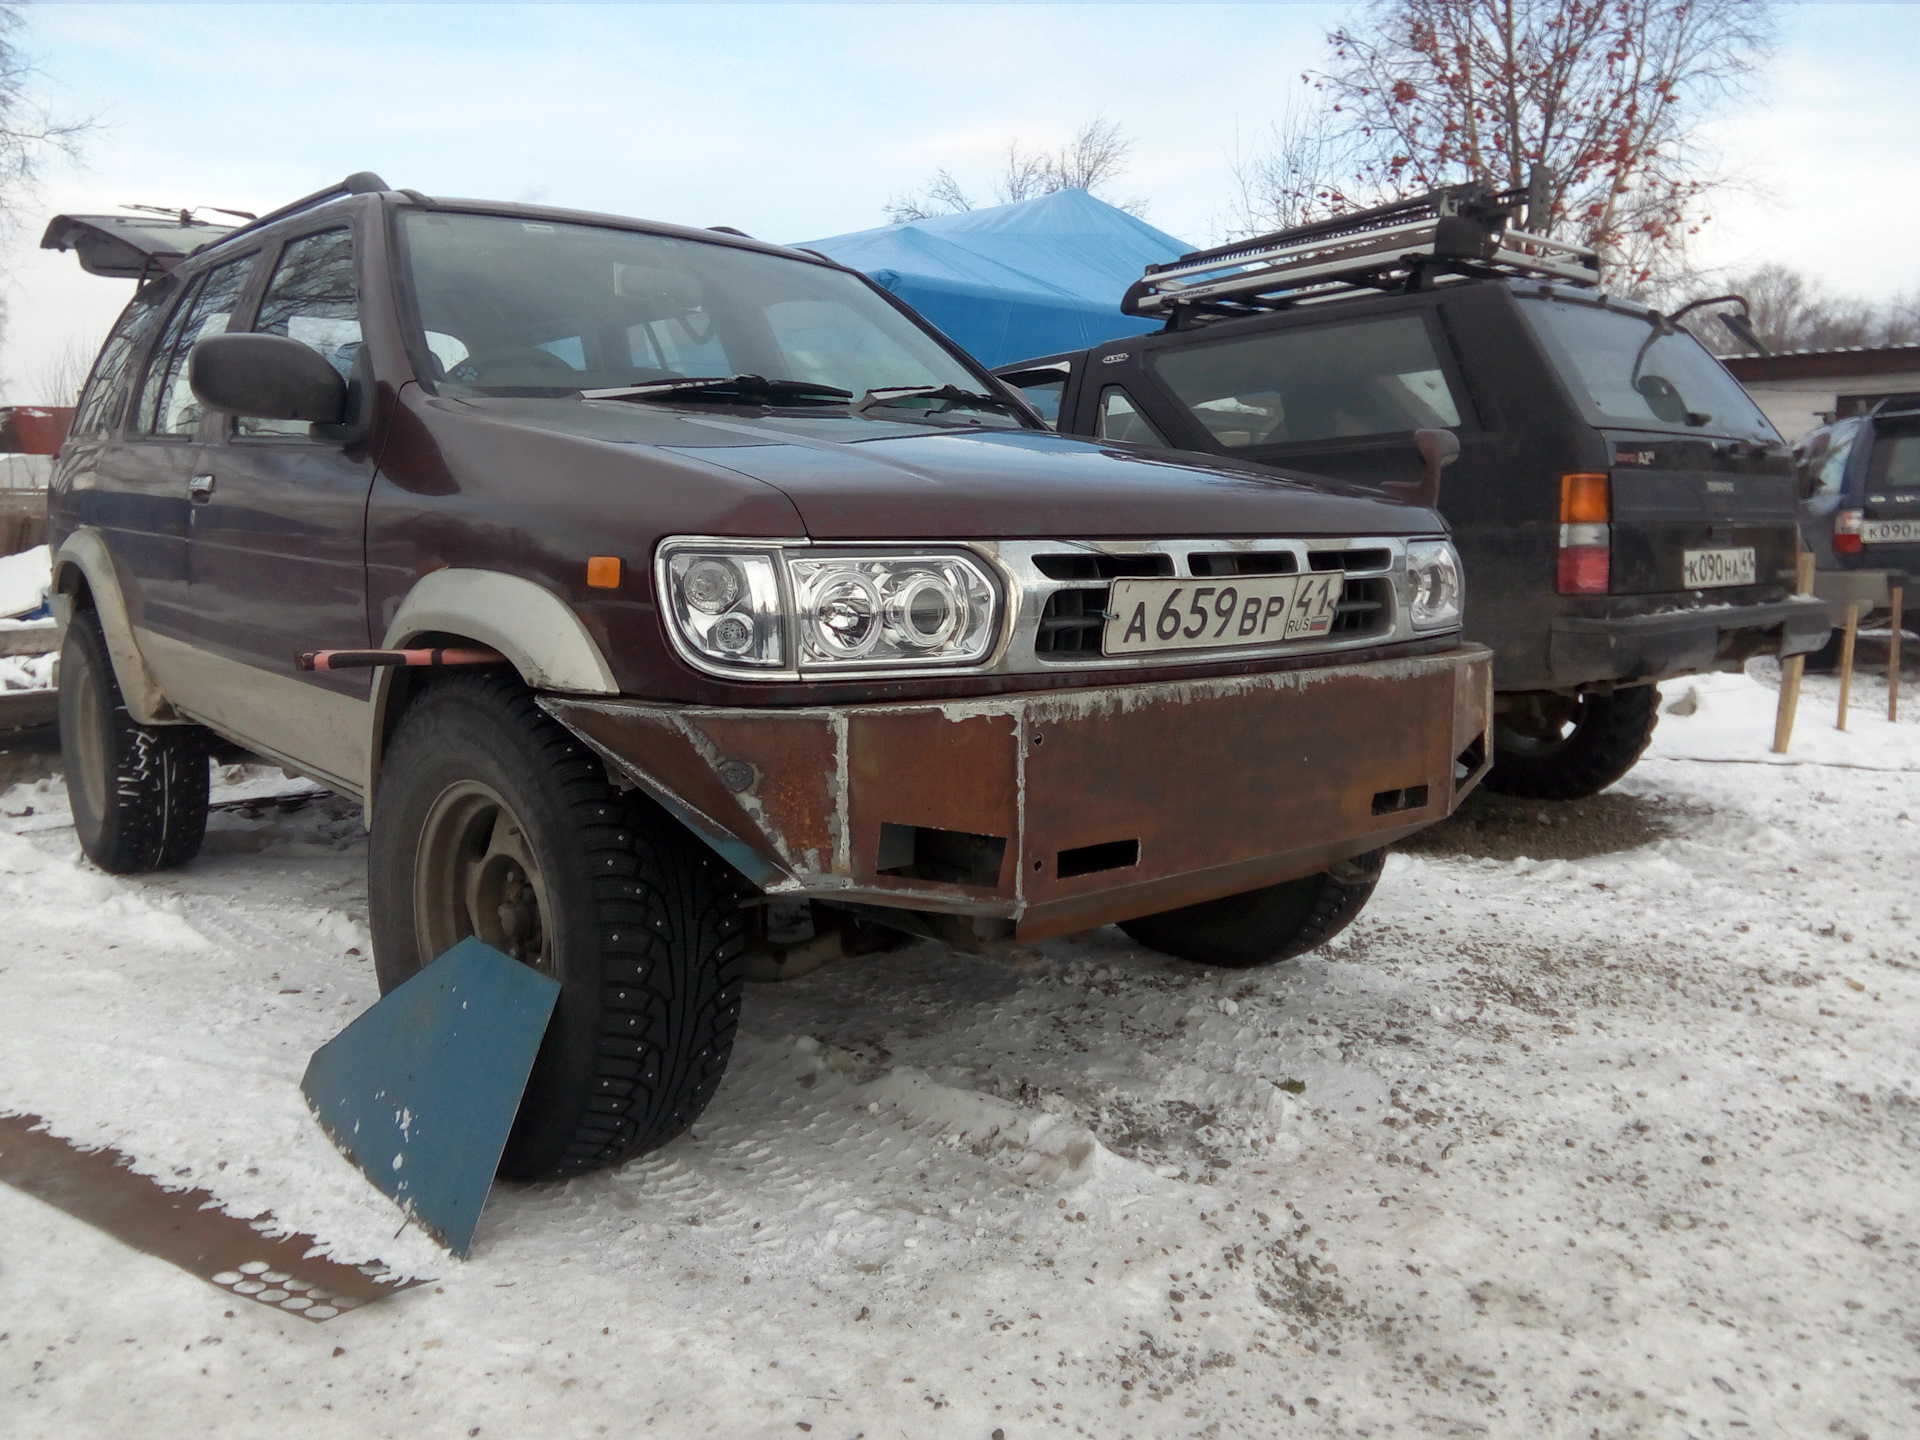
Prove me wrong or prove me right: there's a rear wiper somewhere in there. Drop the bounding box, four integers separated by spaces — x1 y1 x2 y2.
583 374 853 405
852 384 1015 418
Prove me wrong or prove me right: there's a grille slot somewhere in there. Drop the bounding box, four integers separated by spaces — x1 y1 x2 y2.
1330 575 1392 636
1032 553 1172 581
1034 587 1111 656
1309 548 1393 573
1188 551 1297 577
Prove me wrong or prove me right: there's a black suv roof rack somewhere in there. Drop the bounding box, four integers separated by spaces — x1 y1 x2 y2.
1120 182 1599 321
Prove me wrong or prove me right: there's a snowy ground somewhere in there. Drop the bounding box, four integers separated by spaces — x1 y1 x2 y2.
2 661 1916 1439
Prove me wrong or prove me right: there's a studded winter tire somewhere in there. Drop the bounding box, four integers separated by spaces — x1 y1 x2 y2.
1119 848 1385 969
1484 684 1659 800
58 607 209 874
367 672 748 1181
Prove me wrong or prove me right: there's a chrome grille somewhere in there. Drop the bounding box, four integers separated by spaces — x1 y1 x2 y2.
980 536 1430 673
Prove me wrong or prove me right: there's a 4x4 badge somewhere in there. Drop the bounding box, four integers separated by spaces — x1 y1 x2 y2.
1614 449 1656 466
1102 352 1130 364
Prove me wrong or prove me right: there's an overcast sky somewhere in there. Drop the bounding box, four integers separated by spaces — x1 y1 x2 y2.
6 1 1915 402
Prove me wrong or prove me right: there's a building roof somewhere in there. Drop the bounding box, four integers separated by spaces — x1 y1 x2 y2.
1722 343 1920 384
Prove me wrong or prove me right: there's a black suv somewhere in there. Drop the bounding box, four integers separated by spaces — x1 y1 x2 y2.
1792 405 1919 666
999 187 1830 798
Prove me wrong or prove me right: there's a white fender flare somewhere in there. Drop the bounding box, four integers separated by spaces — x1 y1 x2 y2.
366 568 620 811
50 528 181 726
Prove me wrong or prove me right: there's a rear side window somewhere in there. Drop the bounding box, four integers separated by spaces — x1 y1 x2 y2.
1150 315 1461 449
136 253 258 437
1519 296 1778 442
1096 386 1167 446
70 286 168 437
1804 422 1859 499
1868 426 1920 489
241 228 359 438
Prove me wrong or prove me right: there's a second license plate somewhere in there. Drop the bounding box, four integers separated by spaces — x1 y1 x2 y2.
1103 573 1344 657
1862 518 1920 545
1682 547 1756 588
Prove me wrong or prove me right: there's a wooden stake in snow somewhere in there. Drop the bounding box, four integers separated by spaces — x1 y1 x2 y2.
1772 553 1817 753
1836 602 1860 730
1890 587 1904 723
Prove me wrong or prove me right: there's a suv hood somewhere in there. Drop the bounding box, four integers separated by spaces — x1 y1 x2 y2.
462 395 1441 539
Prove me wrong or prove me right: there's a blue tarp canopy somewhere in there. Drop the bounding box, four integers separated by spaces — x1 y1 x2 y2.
795 189 1190 369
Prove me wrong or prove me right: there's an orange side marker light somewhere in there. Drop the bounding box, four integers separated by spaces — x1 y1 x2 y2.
586 556 622 589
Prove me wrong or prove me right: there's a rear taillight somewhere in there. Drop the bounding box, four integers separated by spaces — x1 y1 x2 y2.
1834 509 1864 557
1557 473 1611 594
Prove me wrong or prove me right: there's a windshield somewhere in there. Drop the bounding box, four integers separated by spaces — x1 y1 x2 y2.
399 211 1021 425
1519 294 1778 442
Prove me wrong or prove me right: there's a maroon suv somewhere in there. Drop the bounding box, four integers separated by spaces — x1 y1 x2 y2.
44 174 1492 1180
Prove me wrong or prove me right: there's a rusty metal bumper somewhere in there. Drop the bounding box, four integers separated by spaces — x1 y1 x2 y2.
542 644 1492 942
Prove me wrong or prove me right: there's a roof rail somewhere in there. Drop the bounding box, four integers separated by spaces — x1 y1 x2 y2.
1121 182 1599 321
199 171 390 254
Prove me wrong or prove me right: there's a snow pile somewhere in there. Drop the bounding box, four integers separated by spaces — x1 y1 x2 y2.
1 650 54 692
0 543 50 619
1 667 1916 1437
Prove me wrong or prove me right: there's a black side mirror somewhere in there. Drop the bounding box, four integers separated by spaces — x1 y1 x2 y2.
189 333 346 426
1381 427 1461 509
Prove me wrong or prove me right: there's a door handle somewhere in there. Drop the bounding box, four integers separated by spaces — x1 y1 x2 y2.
188 473 215 503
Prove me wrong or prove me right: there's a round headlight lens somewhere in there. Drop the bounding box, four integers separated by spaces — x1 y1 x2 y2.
1406 540 1463 630
707 614 754 654
683 557 743 615
886 572 966 649
811 573 883 657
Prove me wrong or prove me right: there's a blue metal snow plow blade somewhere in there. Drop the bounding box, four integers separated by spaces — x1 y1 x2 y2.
300 938 560 1257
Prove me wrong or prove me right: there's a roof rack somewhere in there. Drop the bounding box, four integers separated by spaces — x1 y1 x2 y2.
1120 182 1599 321
198 170 389 255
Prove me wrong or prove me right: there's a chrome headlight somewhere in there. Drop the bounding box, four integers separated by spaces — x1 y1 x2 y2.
657 540 1001 677
1405 539 1463 631
660 547 787 670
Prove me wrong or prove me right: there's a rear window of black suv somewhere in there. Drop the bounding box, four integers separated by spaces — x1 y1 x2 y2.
1518 293 1777 442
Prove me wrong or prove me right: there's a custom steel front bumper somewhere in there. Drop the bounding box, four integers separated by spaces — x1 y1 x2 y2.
542 644 1493 942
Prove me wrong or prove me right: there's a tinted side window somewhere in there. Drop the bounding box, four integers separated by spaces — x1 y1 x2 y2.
137 253 258 437
71 286 168 437
1868 427 1920 490
241 228 359 438
1012 377 1064 428
1151 315 1461 449
1806 424 1857 499
1096 386 1167 446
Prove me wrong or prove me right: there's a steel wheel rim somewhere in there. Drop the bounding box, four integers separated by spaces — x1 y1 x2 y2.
71 655 109 822
412 780 554 972
1494 693 1584 759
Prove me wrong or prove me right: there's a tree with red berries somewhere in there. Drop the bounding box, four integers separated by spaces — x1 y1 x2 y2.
1311 0 1773 291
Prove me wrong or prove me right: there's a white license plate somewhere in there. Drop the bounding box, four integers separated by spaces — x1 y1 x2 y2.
1682 547 1755 588
1862 518 1920 545
1103 573 1344 656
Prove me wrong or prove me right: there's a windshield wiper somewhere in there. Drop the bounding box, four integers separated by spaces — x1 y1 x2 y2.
583 374 853 405
851 384 1015 418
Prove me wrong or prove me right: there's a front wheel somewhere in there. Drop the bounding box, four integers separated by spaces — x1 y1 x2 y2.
1119 849 1385 969
57 607 209 874
368 673 747 1181
1484 685 1659 801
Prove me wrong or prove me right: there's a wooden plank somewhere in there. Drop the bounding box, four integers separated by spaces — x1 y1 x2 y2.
0 688 57 730
1836 601 1859 731
1773 552 1817 753
1890 587 1904 724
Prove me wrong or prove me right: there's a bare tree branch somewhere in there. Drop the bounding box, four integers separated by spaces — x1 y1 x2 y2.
1691 263 1920 355
0 5 97 231
884 117 1148 222
1319 0 1776 290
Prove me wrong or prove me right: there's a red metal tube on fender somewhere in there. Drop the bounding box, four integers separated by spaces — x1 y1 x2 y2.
297 647 507 672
